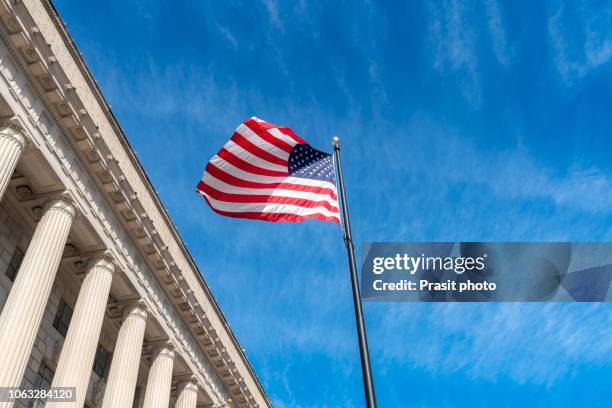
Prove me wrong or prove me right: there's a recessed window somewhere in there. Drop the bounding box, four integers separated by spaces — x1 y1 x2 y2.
34 361 54 388
5 247 24 282
53 300 73 337
93 344 110 379
28 361 54 407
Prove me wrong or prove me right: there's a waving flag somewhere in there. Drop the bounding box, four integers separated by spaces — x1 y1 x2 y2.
197 118 377 406
196 117 340 223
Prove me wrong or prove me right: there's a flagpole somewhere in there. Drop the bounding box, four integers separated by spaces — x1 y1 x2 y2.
332 136 377 408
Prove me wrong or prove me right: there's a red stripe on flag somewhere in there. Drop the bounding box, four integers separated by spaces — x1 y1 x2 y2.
247 118 278 129
198 183 339 213
276 126 306 144
244 119 294 153
218 149 288 177
231 132 288 166
203 165 338 200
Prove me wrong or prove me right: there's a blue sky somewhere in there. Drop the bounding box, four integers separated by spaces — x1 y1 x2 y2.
53 0 612 406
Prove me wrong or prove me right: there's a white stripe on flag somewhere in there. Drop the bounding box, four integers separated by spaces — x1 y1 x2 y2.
267 127 301 146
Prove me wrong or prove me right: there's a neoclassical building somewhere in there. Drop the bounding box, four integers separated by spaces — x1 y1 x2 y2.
0 1 270 407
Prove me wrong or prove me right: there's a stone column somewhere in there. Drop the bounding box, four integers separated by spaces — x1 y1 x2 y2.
0 122 27 201
175 378 199 408
47 256 116 408
101 301 148 408
0 196 76 389
142 343 175 408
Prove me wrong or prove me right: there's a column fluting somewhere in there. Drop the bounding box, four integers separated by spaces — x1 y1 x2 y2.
0 196 76 391
101 301 148 408
47 256 116 408
175 379 198 408
0 123 27 202
142 343 176 408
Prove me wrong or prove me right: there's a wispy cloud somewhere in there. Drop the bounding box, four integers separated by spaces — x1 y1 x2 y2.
216 24 239 49
367 114 612 225
374 303 612 386
549 2 612 85
485 0 515 66
260 0 283 31
428 0 482 107
435 136 612 215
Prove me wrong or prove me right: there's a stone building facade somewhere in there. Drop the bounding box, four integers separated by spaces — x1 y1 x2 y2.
0 1 270 407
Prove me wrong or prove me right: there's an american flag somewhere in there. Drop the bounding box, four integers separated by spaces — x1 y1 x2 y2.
196 117 341 223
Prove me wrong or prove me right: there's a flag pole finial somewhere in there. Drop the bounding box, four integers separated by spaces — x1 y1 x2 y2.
331 136 340 147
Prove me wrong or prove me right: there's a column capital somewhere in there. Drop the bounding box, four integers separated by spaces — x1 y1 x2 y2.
177 375 199 394
122 299 149 322
43 195 77 219
0 121 28 151
87 254 116 277
151 340 176 361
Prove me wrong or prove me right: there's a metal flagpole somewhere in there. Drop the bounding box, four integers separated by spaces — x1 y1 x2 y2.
331 136 377 408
